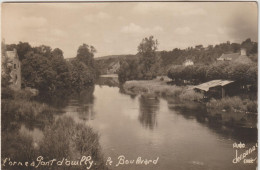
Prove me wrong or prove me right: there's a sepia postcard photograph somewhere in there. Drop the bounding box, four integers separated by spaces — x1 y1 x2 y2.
1 1 258 170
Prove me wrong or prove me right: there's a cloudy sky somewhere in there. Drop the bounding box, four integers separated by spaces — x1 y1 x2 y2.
2 2 258 58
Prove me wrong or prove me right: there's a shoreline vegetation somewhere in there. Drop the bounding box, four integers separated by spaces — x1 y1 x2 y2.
1 87 107 170
1 35 257 169
1 42 107 169
122 78 257 128
116 36 257 129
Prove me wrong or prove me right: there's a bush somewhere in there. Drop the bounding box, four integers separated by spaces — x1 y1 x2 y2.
1 98 56 131
206 96 257 113
14 89 34 101
179 89 203 101
40 116 107 169
1 87 14 99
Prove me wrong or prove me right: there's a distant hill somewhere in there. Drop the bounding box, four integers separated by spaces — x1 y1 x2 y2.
95 54 136 75
95 38 257 75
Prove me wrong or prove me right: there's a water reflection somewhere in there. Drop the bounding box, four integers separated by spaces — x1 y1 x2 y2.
2 76 257 170
96 76 119 87
138 95 159 130
75 86 95 121
166 97 257 143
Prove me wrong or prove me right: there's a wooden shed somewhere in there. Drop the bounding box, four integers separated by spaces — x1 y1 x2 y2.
194 80 235 99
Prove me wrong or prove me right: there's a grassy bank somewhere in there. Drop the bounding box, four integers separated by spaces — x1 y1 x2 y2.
122 78 257 128
2 88 107 170
206 97 257 128
207 96 257 113
123 78 203 101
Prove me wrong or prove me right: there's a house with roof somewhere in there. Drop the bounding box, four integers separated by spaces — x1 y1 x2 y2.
217 48 252 64
2 45 21 90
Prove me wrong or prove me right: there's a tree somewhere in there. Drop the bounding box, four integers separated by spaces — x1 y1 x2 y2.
6 42 32 61
33 45 52 58
137 36 159 79
76 44 96 67
68 59 96 92
22 52 56 93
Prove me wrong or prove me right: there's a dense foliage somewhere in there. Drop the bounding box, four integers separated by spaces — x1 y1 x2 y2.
116 38 257 83
1 88 107 170
167 62 257 86
160 38 257 74
118 36 159 83
5 42 99 96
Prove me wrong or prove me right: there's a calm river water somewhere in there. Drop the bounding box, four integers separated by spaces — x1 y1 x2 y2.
21 78 257 170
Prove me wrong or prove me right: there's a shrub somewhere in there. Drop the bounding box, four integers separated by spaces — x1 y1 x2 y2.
179 89 203 101
40 116 107 169
1 87 14 99
1 98 56 131
206 96 257 113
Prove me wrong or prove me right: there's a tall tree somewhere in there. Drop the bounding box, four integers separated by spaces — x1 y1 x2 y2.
137 36 159 79
76 44 96 67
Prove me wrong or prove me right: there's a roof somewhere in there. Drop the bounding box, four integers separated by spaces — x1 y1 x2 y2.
217 52 252 64
234 55 252 64
6 51 18 60
217 53 240 61
194 80 234 91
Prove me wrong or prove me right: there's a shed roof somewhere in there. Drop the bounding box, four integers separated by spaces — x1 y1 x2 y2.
194 80 234 92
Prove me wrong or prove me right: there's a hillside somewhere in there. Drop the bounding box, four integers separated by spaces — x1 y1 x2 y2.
95 54 136 74
95 39 257 75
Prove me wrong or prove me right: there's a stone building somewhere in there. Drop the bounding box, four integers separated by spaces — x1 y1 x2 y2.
2 43 21 90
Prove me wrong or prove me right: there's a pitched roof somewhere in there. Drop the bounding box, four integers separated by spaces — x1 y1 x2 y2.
6 51 18 60
218 53 240 61
217 52 252 64
234 55 252 64
194 80 234 91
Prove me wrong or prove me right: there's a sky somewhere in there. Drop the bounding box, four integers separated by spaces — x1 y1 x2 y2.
1 2 258 58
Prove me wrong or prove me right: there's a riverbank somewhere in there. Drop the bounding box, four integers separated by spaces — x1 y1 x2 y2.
1 88 107 170
122 78 257 129
123 77 203 101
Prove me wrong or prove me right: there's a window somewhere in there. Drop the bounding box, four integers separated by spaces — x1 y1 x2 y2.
14 64 16 69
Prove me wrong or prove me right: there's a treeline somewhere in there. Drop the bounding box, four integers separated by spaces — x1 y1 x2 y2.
118 36 160 83
167 62 257 88
3 42 99 97
160 38 257 74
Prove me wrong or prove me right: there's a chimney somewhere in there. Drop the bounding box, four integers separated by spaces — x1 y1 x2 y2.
240 48 246 56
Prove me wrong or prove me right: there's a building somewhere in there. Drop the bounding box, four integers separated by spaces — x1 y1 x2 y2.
193 80 235 99
183 59 194 66
2 46 22 90
217 48 252 64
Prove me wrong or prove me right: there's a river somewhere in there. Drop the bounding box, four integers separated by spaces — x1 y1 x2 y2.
20 77 257 170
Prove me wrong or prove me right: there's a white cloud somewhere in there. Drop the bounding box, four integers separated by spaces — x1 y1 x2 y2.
121 23 143 33
217 27 234 34
97 12 111 19
51 29 66 37
174 27 192 35
181 8 206 16
121 23 163 34
20 16 47 28
85 12 111 22
133 3 206 16
117 16 125 21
